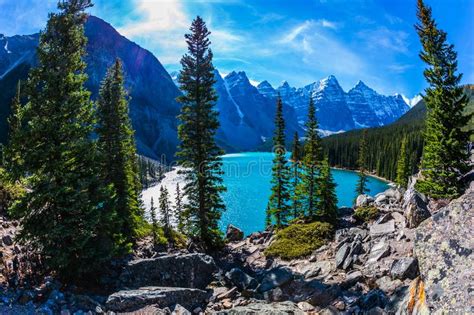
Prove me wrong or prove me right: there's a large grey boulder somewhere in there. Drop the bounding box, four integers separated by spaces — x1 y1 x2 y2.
225 268 258 291
367 239 391 264
105 287 208 312
258 267 294 293
414 186 473 312
221 301 304 314
119 253 217 289
403 177 430 228
369 220 395 237
390 257 419 280
226 224 244 242
335 243 350 269
356 194 374 208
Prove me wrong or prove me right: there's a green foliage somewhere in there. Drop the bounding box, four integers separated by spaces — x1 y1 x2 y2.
290 132 303 219
355 130 369 198
175 183 186 234
414 0 472 198
158 186 172 240
396 137 410 187
321 102 425 182
268 96 291 228
299 97 323 217
150 197 159 244
176 16 226 251
138 156 163 189
316 158 338 223
0 167 25 215
265 221 334 260
3 81 23 178
353 206 379 222
96 59 144 252
8 0 115 280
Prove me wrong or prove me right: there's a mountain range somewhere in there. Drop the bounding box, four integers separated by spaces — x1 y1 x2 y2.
0 15 410 159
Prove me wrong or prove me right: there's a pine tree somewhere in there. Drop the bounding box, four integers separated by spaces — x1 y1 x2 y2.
300 97 322 217
265 203 272 229
414 0 472 198
290 132 302 218
355 129 369 197
176 16 226 250
159 186 172 241
316 157 338 223
9 0 113 279
175 183 186 233
150 197 159 245
268 95 291 228
396 136 409 187
4 81 23 177
96 59 143 251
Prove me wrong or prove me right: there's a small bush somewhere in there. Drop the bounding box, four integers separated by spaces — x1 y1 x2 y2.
0 167 25 216
265 221 334 260
353 206 379 222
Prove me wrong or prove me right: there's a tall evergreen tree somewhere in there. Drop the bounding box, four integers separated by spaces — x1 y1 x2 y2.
96 59 143 251
150 197 159 245
316 157 338 223
268 96 291 228
290 132 302 218
265 203 272 229
159 186 172 240
4 81 23 176
175 183 186 233
300 97 322 217
176 16 226 250
9 0 112 279
355 130 369 197
414 0 472 198
396 136 410 187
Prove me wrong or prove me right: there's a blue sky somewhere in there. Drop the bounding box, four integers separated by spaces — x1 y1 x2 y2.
0 0 472 97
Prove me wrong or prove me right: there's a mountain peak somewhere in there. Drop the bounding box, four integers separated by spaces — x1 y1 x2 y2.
355 80 370 89
257 80 273 89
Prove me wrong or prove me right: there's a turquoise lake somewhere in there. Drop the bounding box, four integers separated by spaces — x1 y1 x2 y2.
219 152 389 235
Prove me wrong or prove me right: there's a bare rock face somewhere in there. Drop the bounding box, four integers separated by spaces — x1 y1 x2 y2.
118 253 217 289
223 301 304 314
415 185 473 313
105 287 208 313
403 178 431 228
226 225 244 242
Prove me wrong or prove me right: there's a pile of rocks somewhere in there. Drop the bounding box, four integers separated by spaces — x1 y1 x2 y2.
1 179 471 314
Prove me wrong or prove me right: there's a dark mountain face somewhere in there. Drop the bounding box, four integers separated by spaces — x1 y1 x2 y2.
0 16 181 161
223 71 303 145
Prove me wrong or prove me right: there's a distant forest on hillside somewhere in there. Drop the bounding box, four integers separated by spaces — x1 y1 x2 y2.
322 85 474 181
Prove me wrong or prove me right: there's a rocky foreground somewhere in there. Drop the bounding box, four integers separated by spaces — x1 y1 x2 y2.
0 179 472 314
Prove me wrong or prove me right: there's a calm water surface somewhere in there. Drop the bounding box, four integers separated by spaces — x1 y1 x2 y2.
219 152 389 235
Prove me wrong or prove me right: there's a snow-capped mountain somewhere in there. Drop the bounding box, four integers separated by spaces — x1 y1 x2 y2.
402 94 423 107
258 76 410 131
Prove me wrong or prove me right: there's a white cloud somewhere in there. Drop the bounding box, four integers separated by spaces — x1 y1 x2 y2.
358 27 410 53
277 20 365 75
318 19 338 30
387 63 413 74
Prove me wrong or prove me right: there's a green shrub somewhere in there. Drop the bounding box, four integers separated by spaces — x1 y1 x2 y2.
265 221 334 260
353 206 379 222
0 167 25 216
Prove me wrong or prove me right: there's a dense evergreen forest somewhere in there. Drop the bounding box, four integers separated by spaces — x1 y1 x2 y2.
321 85 473 181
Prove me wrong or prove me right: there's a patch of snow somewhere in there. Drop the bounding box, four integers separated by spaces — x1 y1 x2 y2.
223 79 244 122
401 94 422 107
141 167 188 225
4 41 11 54
318 129 346 137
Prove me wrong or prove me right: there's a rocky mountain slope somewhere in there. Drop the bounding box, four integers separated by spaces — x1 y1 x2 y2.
258 76 410 133
0 16 182 161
